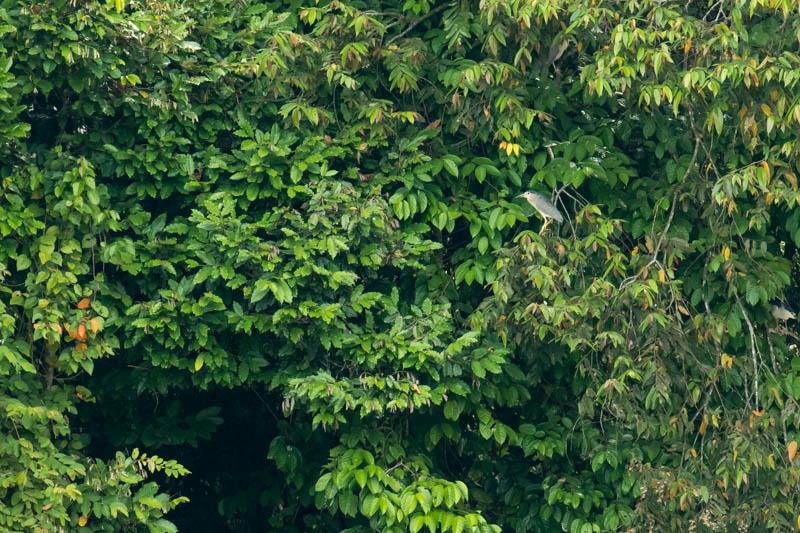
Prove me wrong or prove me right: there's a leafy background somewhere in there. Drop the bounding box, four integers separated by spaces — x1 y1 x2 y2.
2 0 800 532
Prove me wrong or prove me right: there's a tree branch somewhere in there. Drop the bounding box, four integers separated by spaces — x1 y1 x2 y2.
385 3 455 46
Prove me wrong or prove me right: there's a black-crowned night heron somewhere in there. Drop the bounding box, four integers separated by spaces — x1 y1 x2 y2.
772 302 796 322
519 191 563 234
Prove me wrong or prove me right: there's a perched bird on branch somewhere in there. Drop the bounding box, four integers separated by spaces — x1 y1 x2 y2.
771 301 796 322
519 191 563 234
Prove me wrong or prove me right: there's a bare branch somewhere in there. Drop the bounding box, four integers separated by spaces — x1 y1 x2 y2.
385 3 455 46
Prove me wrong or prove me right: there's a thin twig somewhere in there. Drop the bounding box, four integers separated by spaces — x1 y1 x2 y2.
385 3 455 46
619 136 700 291
649 136 701 264
734 290 760 411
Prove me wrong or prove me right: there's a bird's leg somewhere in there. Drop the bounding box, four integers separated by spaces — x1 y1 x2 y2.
539 218 551 235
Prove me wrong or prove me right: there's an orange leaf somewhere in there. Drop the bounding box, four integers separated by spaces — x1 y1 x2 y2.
76 324 87 342
699 416 708 435
33 323 40 329
772 387 783 407
761 160 770 183
77 298 90 309
789 440 797 461
90 319 99 334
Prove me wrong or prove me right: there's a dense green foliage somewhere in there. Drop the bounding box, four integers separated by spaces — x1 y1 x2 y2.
3 0 800 531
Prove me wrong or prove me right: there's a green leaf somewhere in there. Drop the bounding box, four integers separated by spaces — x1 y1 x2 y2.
401 493 417 515
16 255 31 271
362 495 379 517
477 237 488 255
471 360 486 379
442 159 459 177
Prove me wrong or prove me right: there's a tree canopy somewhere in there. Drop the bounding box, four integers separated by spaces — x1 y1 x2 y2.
2 0 800 531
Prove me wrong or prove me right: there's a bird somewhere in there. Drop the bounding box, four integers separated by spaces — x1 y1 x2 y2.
518 191 564 234
771 301 796 322
546 39 570 67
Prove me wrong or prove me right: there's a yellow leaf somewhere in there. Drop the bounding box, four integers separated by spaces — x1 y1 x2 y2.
506 143 514 156
690 448 697 458
721 353 733 369
677 305 689 316
786 171 798 189
658 269 665 282
789 440 797 461
761 160 770 183
194 353 205 371
699 416 707 435
768 454 775 469
631 246 639 257
722 246 730 260
772 387 784 407
78 515 88 526
797 514 800 531
760 104 772 117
